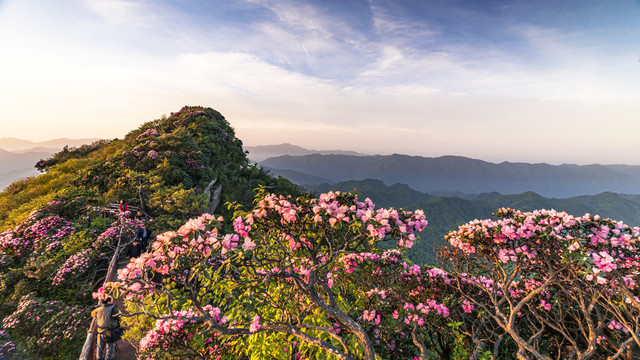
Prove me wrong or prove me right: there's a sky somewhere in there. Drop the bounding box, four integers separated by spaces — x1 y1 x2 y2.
0 0 639 165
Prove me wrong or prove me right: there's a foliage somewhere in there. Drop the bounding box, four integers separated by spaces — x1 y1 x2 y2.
442 208 640 360
1 294 88 359
103 190 429 360
100 191 640 360
0 329 16 359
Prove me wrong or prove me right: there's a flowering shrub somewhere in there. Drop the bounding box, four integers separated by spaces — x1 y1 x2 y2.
51 248 92 285
147 150 160 160
105 190 429 360
136 128 160 141
0 329 16 359
178 150 203 170
2 294 88 358
339 250 459 359
52 221 137 286
0 230 31 257
0 211 75 258
132 145 145 157
137 305 230 358
92 225 120 250
443 208 640 360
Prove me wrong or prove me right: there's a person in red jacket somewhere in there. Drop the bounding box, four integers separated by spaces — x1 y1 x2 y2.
119 199 127 213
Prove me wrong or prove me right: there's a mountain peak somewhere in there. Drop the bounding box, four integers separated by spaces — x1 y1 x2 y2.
245 143 367 162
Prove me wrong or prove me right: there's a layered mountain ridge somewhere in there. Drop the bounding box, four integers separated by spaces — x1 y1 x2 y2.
261 153 640 198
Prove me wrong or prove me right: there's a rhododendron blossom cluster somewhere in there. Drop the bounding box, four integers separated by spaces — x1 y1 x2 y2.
2 294 88 357
0 211 75 257
51 248 92 285
140 306 228 351
106 191 435 360
136 128 160 140
53 224 130 286
444 208 640 360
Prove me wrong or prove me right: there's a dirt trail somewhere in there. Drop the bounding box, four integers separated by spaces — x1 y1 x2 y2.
112 258 138 360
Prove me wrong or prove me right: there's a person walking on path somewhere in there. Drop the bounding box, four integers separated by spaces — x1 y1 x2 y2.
126 240 143 259
91 296 120 360
136 223 152 252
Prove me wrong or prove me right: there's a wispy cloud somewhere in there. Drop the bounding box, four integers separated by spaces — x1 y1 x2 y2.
82 0 160 26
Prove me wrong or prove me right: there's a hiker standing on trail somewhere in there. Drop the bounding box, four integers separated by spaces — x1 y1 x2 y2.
127 240 142 259
135 210 146 221
91 296 120 360
136 223 152 252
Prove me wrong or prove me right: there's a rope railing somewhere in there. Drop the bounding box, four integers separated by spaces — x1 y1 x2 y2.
79 221 131 360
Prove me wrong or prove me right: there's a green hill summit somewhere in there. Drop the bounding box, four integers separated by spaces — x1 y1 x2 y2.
1 106 298 231
0 106 300 358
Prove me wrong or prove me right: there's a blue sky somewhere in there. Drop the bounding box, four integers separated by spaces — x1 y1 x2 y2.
0 0 639 164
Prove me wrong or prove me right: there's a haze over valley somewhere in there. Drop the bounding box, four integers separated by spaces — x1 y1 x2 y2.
0 137 98 190
3 137 639 265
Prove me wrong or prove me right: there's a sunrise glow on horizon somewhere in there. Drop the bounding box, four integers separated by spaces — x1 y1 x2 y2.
1 0 639 165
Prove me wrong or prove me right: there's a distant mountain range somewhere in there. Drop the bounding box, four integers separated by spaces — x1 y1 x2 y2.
261 153 640 198
245 143 366 163
305 179 640 264
254 145 640 263
0 137 97 190
0 137 98 153
0 149 51 190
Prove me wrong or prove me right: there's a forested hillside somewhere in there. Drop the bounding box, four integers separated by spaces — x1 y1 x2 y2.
305 179 432 209
0 106 300 359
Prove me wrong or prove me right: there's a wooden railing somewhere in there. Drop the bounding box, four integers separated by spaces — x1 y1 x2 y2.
88 204 147 219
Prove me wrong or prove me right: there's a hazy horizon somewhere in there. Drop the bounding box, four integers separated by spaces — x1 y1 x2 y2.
2 135 640 167
1 1 639 165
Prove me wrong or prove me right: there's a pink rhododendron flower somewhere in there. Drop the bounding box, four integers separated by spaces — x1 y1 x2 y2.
242 237 256 250
462 299 474 313
249 315 261 333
